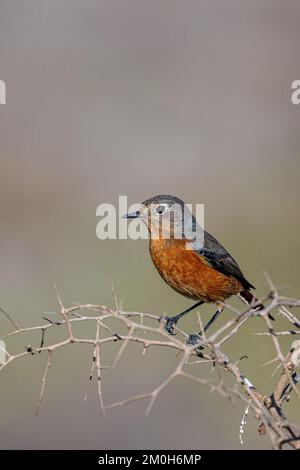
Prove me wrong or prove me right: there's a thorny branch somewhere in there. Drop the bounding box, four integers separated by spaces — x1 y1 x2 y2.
0 282 299 450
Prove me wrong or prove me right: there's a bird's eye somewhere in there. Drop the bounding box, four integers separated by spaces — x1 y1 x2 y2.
155 204 167 215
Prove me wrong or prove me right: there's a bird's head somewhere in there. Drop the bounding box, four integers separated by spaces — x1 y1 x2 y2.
123 194 196 241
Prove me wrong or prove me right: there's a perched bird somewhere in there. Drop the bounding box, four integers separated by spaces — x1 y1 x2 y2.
124 194 272 338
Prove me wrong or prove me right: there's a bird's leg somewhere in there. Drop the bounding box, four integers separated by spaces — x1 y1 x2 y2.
187 304 225 348
203 305 224 332
162 300 204 335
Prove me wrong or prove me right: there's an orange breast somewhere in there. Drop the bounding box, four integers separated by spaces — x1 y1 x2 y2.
149 239 242 303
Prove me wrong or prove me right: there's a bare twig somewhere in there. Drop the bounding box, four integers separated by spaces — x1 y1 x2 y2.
0 285 299 449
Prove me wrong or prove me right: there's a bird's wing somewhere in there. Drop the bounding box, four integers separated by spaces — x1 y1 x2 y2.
194 230 255 290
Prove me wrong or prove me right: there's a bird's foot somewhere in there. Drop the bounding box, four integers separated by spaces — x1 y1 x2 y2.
186 334 201 346
160 315 178 335
186 334 204 356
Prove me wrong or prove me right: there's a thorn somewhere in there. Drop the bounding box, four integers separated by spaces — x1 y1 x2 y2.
54 283 64 311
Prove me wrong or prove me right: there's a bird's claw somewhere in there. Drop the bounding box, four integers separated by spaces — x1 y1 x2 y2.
186 334 204 356
186 334 201 346
160 316 178 335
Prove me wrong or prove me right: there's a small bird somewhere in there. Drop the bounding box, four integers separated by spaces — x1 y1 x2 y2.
124 195 272 338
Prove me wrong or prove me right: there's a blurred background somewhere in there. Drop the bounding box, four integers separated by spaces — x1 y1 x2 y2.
0 0 299 450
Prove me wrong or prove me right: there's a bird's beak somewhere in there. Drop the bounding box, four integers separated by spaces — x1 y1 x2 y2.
122 210 141 219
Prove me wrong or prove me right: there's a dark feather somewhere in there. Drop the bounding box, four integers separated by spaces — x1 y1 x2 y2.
196 231 255 291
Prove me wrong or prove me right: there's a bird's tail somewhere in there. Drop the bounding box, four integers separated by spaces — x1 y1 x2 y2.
239 290 275 321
